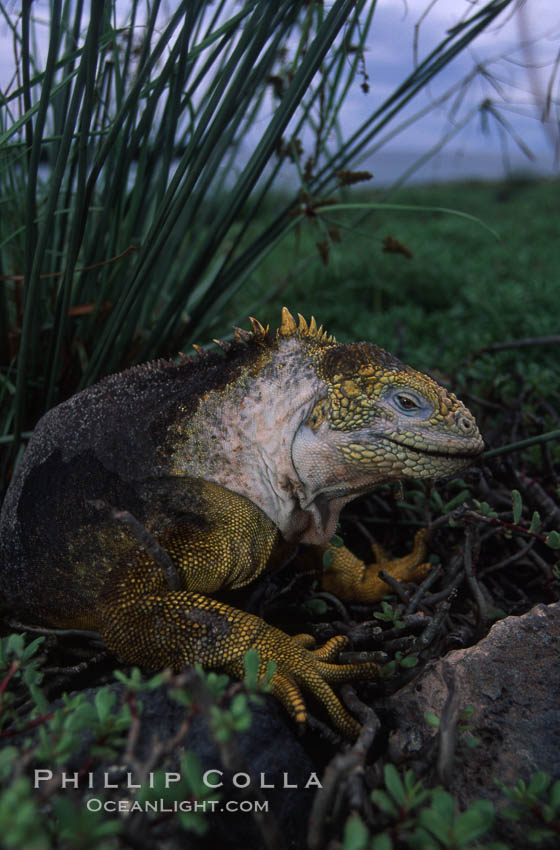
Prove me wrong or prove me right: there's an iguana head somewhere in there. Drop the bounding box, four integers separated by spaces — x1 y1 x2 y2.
172 308 483 546
272 309 484 538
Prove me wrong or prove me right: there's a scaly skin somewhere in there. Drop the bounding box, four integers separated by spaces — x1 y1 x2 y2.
0 309 483 737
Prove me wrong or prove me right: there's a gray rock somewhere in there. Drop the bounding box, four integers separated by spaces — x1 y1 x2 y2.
386 602 560 845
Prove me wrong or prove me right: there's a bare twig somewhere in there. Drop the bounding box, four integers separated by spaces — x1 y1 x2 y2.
86 499 181 590
478 537 535 577
517 472 560 529
339 651 387 665
405 565 442 615
472 337 560 358
307 689 379 850
377 570 410 602
330 621 384 645
421 555 465 606
309 591 352 622
7 621 103 642
412 598 453 653
463 527 489 628
436 663 461 787
484 429 560 460
0 245 137 281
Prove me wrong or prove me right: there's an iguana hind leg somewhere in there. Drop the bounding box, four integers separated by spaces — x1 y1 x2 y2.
100 590 377 737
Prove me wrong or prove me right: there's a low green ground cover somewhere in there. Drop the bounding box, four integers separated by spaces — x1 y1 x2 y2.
228 177 559 376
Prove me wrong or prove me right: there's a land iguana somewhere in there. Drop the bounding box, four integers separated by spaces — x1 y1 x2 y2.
0 309 483 736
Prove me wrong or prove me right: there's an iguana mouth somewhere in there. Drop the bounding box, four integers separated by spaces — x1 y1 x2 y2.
384 436 483 461
300 482 378 512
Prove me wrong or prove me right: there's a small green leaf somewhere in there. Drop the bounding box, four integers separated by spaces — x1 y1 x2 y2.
374 601 397 622
499 806 522 821
541 804 555 823
528 771 550 795
179 811 209 836
204 670 230 699
418 808 452 845
371 789 398 817
380 660 397 678
384 764 406 806
443 489 471 513
545 530 560 549
182 750 206 797
431 489 444 510
322 549 334 569
511 489 522 524
243 647 260 690
454 800 494 843
472 499 498 519
527 827 556 842
399 655 418 668
343 814 369 850
233 712 252 732
549 779 560 810
403 769 422 795
305 598 328 615
330 534 344 548
94 687 116 724
529 511 541 533
487 605 507 623
371 832 393 850
262 659 276 685
424 711 440 728
28 682 49 714
21 637 45 663
430 790 455 821
5 634 24 657
0 746 18 781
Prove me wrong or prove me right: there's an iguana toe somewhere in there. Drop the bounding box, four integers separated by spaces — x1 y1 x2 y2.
255 631 378 738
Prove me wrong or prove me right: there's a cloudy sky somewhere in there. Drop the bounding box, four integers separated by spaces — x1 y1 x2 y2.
336 0 559 180
1 1 558 184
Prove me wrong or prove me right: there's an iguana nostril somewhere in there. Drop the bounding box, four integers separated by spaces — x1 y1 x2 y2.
452 409 473 432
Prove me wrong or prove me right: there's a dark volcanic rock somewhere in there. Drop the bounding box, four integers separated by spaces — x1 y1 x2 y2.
46 684 318 850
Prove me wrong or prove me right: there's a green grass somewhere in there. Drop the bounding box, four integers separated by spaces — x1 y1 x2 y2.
225 177 560 377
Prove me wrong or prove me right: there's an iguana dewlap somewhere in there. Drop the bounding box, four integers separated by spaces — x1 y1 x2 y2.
0 309 483 736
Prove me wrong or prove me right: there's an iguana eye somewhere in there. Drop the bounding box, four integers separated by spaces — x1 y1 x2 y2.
395 393 420 411
388 389 432 419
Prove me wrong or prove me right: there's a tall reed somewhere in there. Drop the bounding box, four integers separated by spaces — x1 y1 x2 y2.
0 0 516 491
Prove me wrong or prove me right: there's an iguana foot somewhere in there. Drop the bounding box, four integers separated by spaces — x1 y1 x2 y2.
101 591 378 738
264 632 377 737
320 529 431 603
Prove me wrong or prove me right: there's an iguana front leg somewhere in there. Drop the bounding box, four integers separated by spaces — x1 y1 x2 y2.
317 530 431 603
96 480 378 738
